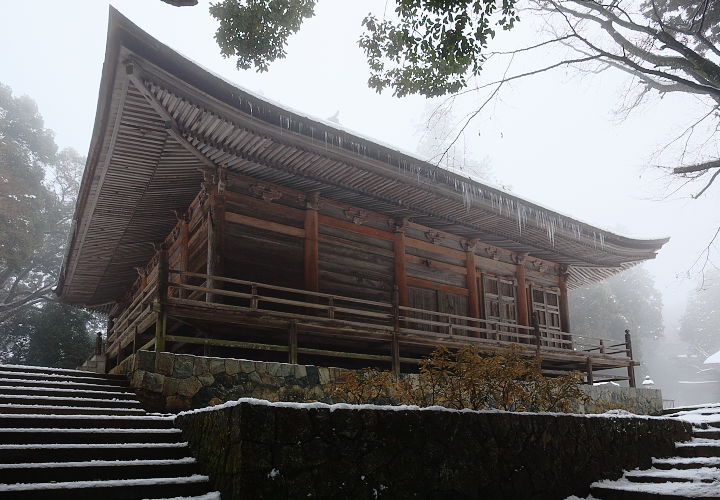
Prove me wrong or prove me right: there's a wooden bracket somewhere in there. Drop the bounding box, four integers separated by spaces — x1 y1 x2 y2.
344 209 368 225
511 252 529 265
249 183 282 202
424 231 443 244
392 218 408 233
484 247 499 260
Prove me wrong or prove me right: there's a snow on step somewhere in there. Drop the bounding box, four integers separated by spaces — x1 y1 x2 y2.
0 384 135 396
0 458 197 469
0 364 107 375
0 442 190 450
591 477 720 498
0 427 181 433
0 413 171 421
0 404 145 413
0 371 123 384
624 466 720 482
675 437 720 448
653 457 720 467
0 474 210 492
0 376 126 388
154 492 221 500
0 394 141 403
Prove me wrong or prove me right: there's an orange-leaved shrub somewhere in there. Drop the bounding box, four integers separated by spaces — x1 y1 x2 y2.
328 345 587 412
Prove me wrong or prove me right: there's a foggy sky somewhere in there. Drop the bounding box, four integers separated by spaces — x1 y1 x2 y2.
1 0 717 334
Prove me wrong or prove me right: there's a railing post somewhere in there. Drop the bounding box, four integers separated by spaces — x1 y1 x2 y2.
391 285 401 379
585 356 594 385
600 339 605 354
250 284 259 311
154 245 169 371
328 296 335 320
288 320 298 364
532 311 542 356
625 329 636 388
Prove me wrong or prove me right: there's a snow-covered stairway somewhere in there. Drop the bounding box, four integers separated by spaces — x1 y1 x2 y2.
587 404 720 499
0 364 219 499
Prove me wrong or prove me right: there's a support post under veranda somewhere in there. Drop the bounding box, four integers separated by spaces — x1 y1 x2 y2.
625 329 636 388
391 285 401 379
154 244 169 371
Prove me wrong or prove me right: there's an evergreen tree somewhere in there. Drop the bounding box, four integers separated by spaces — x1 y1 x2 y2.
678 270 720 357
0 83 96 367
569 265 664 359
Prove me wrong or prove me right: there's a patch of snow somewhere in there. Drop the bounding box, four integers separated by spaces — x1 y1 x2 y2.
675 438 720 447
0 404 144 413
0 370 121 383
0 475 209 492
626 467 720 481
653 456 720 466
0 385 133 396
151 492 221 500
0 364 96 375
0 442 188 450
0 413 169 421
0 427 180 434
0 458 196 469
591 477 720 497
704 350 720 366
267 468 280 479
0 376 124 389
176 397 674 421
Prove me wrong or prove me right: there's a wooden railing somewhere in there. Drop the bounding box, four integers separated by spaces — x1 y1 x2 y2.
106 265 637 384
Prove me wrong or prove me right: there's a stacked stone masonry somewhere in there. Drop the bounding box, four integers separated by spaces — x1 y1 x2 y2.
174 400 692 499
114 351 663 414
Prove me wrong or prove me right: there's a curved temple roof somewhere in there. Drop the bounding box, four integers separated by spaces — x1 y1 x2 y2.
57 8 669 309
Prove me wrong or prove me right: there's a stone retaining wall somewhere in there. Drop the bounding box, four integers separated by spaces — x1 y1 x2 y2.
174 399 692 500
114 351 663 414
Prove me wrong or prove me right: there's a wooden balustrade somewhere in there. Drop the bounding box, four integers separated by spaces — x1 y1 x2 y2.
106 270 636 382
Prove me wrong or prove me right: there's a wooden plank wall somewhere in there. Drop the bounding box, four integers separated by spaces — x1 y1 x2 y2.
111 169 568 330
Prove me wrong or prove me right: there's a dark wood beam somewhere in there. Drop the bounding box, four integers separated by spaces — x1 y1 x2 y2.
394 219 409 307
559 264 571 333
464 240 480 319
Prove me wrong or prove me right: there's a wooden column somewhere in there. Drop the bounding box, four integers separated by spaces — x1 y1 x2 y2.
514 253 529 327
288 320 298 364
206 168 226 303
154 245 169 370
391 285 401 378
625 329 636 388
558 264 571 333
178 212 190 299
393 219 409 307
585 356 594 385
304 192 320 292
463 240 480 320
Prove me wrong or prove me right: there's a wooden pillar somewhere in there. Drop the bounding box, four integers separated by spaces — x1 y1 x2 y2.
393 219 409 307
391 285 401 378
178 212 190 299
558 264 571 333
288 320 298 364
154 245 169 370
514 253 529 327
304 192 320 292
625 329 636 388
463 240 480 319
586 356 594 385
206 168 226 303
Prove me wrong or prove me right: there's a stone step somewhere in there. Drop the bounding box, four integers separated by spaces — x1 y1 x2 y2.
0 474 212 500
0 394 144 409
693 428 720 440
0 427 183 445
0 458 201 483
591 481 720 499
0 404 146 416
0 364 125 381
0 370 127 387
675 441 720 458
624 467 720 484
0 375 132 393
0 442 191 463
0 385 139 400
0 414 174 429
652 456 720 470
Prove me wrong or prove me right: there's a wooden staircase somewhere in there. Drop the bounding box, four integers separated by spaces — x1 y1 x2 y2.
588 405 720 499
0 364 219 499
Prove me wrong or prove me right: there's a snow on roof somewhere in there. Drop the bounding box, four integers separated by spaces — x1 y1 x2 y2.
704 350 720 366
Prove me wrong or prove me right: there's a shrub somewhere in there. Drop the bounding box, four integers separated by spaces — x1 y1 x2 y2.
328 345 588 412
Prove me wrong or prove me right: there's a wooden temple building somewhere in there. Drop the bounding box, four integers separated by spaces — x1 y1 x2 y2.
57 10 668 385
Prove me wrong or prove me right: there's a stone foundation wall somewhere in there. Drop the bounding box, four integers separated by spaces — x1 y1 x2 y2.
174 399 692 500
115 351 663 414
